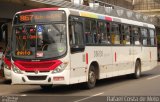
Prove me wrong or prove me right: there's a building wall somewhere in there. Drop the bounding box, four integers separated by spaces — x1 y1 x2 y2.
69 0 133 9
132 0 160 10
100 0 160 10
100 0 133 9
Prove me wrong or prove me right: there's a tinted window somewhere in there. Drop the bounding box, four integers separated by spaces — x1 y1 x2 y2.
132 27 141 45
121 25 131 45
85 19 93 44
149 29 156 46
97 21 106 44
111 23 120 44
69 20 83 45
141 28 148 46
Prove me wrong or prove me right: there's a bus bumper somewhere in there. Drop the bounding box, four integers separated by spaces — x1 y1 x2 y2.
11 70 69 85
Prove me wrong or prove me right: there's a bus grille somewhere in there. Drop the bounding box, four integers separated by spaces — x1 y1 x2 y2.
20 62 55 68
25 71 50 73
27 76 47 80
14 60 62 71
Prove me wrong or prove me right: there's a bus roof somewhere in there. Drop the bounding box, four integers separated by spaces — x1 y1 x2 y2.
16 7 155 29
26 0 156 27
66 8 155 29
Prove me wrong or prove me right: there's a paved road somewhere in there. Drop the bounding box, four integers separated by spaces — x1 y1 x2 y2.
0 64 160 102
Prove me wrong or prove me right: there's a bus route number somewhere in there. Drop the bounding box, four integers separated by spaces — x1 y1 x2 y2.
94 50 103 58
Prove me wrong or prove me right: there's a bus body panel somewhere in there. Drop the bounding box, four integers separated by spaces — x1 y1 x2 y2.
112 46 134 76
69 52 87 84
85 46 113 79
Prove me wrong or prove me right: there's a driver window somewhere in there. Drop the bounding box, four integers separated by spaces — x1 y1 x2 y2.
69 21 84 45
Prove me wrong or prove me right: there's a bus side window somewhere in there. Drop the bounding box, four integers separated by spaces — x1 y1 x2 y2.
97 21 102 44
111 23 120 44
69 17 84 53
149 29 156 46
132 27 141 45
85 19 93 44
141 28 148 46
129 26 134 45
97 21 109 44
106 22 111 44
121 25 131 45
69 23 74 45
91 20 97 44
74 22 84 45
69 22 83 45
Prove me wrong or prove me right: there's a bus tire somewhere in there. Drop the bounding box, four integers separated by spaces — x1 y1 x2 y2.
40 85 52 90
84 65 96 89
133 60 141 79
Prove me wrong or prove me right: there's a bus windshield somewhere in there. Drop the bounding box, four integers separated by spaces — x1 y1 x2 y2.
12 11 67 60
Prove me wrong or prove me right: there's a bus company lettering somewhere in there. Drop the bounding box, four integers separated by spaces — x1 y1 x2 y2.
106 96 160 102
94 50 103 57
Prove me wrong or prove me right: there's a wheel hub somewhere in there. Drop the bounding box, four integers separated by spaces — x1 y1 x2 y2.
89 71 95 83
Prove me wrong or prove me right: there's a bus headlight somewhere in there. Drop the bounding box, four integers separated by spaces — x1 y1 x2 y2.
52 62 68 74
12 65 22 74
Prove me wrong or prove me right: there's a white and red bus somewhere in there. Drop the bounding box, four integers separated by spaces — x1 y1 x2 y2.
10 7 157 89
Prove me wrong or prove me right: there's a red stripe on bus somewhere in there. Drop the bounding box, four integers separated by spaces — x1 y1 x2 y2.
105 16 112 21
14 60 62 71
20 8 59 13
115 52 117 62
150 51 152 61
86 53 88 64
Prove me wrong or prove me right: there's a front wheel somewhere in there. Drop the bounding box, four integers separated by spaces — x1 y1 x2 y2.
84 65 96 89
40 85 53 90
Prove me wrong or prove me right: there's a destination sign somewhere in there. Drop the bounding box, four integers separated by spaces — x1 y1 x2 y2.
14 11 66 24
16 35 40 40
15 50 32 56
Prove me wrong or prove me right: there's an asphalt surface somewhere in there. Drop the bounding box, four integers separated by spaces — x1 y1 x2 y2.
0 64 160 102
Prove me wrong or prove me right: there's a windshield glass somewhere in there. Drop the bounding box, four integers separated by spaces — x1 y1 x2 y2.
12 10 67 60
12 23 66 59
